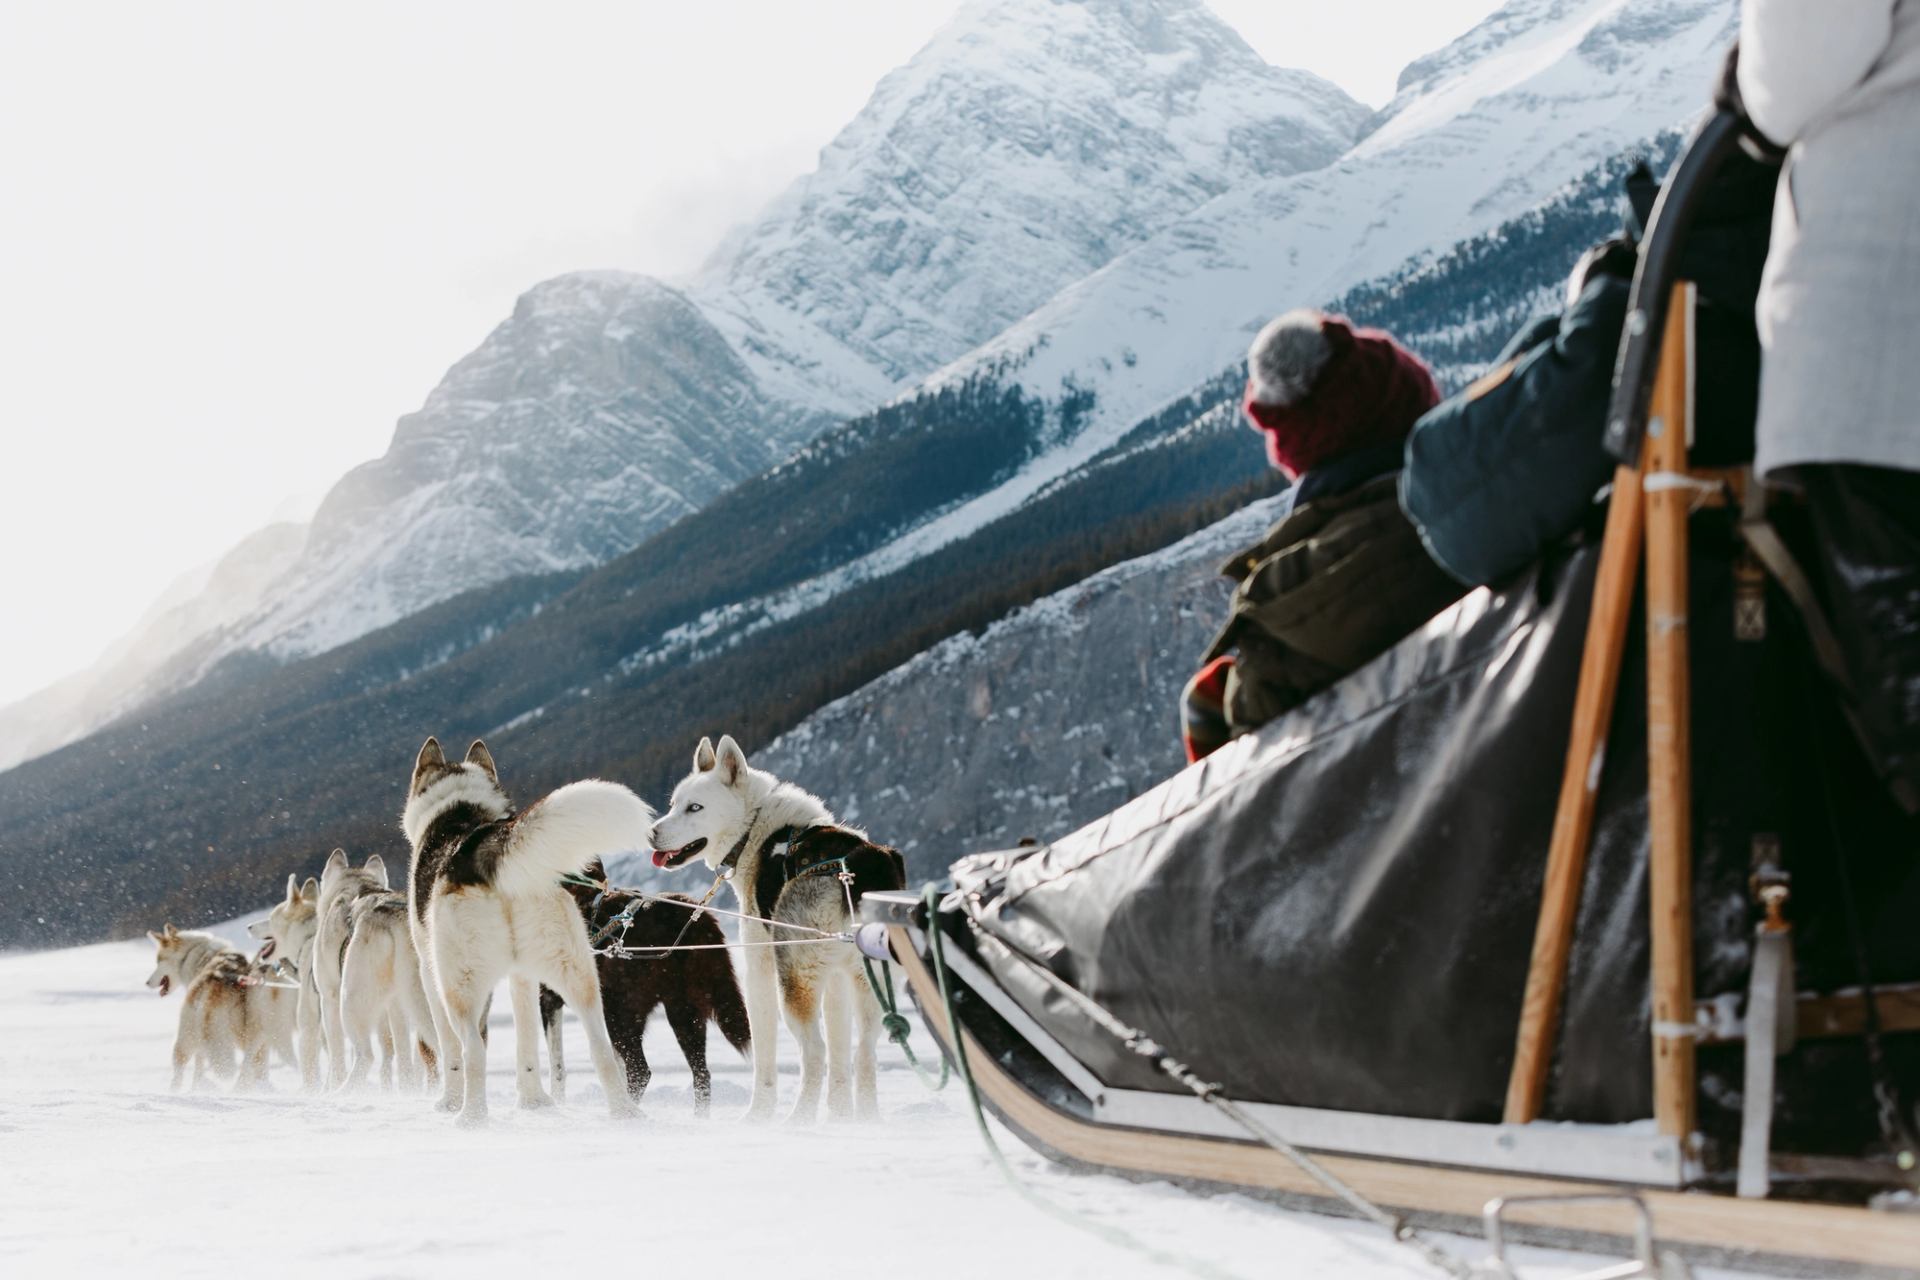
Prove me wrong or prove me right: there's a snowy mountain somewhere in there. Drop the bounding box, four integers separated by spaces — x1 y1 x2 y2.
0 0 1369 769
0 273 786 761
218 272 801 662
585 0 1735 673
692 0 1368 405
206 0 1371 666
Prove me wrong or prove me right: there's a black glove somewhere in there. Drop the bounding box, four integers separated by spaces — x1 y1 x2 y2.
1714 41 1788 164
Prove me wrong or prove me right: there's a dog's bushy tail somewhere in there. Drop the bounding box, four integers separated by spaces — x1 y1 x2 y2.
708 954 752 1058
494 780 655 900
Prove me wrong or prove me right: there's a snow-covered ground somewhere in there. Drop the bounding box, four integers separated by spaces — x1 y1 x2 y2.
0 933 1763 1279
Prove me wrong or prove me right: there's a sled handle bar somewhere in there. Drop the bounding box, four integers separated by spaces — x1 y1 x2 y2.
1483 1193 1664 1279
1603 109 1745 464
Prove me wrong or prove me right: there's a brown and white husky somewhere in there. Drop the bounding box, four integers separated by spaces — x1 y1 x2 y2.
146 924 296 1092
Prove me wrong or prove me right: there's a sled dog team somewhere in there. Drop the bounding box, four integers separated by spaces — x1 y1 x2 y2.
145 733 906 1125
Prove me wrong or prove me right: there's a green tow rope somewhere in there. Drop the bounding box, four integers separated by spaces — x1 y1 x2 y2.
861 952 949 1090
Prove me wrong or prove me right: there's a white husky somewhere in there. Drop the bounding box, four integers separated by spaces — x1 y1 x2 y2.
146 924 296 1091
649 735 905 1122
248 875 325 1089
401 736 649 1125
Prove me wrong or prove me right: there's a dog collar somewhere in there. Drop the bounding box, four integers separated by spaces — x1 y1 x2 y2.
720 822 800 872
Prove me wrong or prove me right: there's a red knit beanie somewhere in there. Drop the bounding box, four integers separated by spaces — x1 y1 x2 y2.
1242 316 1440 480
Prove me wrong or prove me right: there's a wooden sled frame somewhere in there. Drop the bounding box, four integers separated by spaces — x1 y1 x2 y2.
862 112 1920 1277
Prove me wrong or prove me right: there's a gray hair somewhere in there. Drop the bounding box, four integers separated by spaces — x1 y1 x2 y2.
1247 309 1333 406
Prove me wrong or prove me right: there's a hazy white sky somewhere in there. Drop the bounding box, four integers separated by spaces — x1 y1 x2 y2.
0 0 1499 709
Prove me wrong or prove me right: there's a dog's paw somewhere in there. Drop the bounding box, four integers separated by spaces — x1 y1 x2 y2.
516 1090 557 1111
435 1093 463 1114
454 1107 489 1130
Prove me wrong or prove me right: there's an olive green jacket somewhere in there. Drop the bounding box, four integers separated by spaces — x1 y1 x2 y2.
1204 472 1468 734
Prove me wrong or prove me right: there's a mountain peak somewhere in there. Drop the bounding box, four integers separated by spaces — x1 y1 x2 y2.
691 0 1368 407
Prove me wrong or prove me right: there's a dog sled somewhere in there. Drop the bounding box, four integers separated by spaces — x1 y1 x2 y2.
860 113 1920 1278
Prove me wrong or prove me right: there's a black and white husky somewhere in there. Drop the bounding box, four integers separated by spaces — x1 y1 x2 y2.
401 736 649 1125
649 735 905 1122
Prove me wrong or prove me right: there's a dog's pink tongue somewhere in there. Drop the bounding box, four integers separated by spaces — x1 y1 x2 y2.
652 849 670 868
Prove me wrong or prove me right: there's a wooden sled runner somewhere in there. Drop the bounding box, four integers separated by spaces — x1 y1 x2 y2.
861 111 1920 1278
862 894 1920 1277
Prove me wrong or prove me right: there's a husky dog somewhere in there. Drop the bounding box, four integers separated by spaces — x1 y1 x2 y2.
249 875 325 1089
339 890 439 1092
650 735 905 1122
538 862 750 1115
402 737 648 1124
314 849 394 1088
146 924 296 1091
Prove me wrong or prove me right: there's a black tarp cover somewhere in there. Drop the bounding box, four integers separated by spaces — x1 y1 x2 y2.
950 516 1919 1153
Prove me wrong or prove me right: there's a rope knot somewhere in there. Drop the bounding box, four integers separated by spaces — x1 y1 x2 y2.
881 1011 913 1046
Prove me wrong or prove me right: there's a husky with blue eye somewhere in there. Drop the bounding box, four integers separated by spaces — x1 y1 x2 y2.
401 736 649 1126
649 734 905 1123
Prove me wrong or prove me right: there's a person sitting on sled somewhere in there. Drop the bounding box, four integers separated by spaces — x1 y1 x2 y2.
1718 1 1920 812
1180 310 1467 762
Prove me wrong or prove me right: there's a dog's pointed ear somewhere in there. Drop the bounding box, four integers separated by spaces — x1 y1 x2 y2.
163 923 178 939
284 873 298 901
300 877 320 902
323 848 347 876
147 929 163 944
414 736 445 781
714 735 747 788
465 740 498 782
694 736 717 773
363 854 388 888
